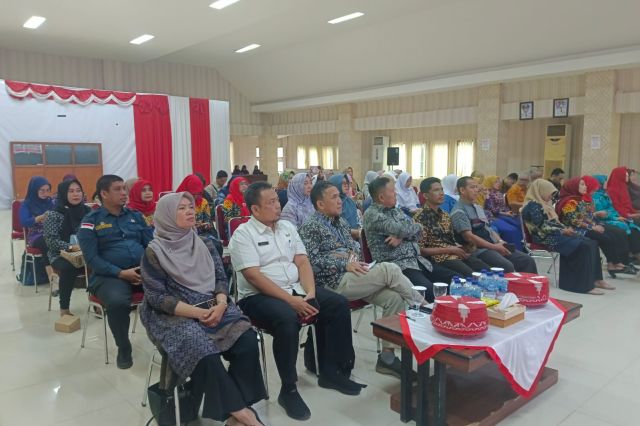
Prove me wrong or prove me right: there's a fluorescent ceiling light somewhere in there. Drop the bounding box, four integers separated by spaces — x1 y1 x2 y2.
235 43 261 53
328 12 364 24
23 16 46 29
130 34 154 45
210 0 240 10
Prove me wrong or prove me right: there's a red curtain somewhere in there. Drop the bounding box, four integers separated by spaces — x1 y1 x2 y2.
133 95 173 192
189 98 212 183
6 80 136 105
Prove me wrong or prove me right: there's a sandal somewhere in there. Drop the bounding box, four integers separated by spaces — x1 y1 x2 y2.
595 281 616 290
587 288 605 295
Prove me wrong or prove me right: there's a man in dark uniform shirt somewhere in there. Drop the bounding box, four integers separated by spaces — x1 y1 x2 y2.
78 175 153 369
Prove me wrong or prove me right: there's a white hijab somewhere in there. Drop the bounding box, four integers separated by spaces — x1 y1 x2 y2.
442 174 460 200
395 172 420 209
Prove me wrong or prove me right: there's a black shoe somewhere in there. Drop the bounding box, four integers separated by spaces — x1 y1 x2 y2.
375 354 403 379
278 389 311 421
116 347 133 369
318 373 363 396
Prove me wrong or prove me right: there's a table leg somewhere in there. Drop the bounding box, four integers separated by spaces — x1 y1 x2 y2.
400 347 412 422
433 360 447 426
415 359 430 426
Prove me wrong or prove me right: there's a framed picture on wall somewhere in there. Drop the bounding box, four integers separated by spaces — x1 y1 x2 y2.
519 101 534 120
553 98 569 118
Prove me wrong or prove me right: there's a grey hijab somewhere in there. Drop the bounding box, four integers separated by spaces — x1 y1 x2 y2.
148 192 215 295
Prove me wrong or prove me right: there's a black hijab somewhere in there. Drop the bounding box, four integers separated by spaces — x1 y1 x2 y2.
55 179 90 242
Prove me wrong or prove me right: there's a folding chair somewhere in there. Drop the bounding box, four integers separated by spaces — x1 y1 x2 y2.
520 215 559 286
19 227 46 293
10 199 24 271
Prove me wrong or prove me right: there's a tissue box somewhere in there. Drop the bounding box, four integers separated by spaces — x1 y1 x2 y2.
487 304 525 328
55 315 81 333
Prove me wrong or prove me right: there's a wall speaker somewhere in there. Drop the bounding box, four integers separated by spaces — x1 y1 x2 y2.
386 147 399 166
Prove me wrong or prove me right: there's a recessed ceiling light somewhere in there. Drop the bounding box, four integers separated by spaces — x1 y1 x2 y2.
129 34 154 45
328 12 364 24
210 0 240 10
235 43 260 53
23 16 46 29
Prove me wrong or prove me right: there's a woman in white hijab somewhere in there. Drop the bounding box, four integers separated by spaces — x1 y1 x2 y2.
395 172 420 214
140 192 265 426
441 174 459 213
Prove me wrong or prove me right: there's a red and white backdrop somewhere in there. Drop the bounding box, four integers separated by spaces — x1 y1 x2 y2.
0 79 230 209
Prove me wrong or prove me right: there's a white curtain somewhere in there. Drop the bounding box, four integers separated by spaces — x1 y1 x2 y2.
297 146 306 169
456 140 475 177
210 100 231 176
168 96 192 190
322 146 334 169
0 79 136 209
411 143 425 178
430 141 449 179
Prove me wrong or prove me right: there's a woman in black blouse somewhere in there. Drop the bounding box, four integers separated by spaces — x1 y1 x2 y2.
43 179 90 315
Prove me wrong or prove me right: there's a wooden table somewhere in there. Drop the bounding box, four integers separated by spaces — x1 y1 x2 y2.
372 300 581 426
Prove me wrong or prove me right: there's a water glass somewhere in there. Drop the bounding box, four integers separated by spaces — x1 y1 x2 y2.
433 282 448 298
409 285 427 319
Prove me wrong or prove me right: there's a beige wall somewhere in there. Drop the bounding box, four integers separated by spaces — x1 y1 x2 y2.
0 47 262 135
502 116 584 177
231 136 260 172
620 113 640 171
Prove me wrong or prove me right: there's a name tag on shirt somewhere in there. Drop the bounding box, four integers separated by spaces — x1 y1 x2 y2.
258 241 269 246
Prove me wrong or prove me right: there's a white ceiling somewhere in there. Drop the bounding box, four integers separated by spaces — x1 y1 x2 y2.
2 0 640 107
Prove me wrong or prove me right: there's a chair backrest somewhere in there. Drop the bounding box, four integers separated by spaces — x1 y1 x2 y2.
360 228 373 263
229 216 250 238
215 205 228 241
11 199 23 233
158 191 172 199
418 191 426 206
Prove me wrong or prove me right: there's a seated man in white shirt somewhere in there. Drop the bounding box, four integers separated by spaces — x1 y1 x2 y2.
229 182 364 422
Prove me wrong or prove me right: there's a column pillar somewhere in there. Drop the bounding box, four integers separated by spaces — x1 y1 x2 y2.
337 103 363 183
259 114 279 184
580 70 621 175
476 84 507 176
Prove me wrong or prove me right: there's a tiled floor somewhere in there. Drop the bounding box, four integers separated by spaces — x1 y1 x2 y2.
1 209 639 426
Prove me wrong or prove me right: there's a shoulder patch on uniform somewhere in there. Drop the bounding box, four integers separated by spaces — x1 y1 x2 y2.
81 223 94 230
95 222 113 231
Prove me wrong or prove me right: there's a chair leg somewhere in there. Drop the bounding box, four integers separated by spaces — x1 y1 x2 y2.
353 309 366 333
131 306 139 333
31 256 38 293
103 309 109 364
174 384 181 426
257 329 269 399
81 305 91 348
20 254 27 288
310 325 319 378
373 306 381 354
10 239 15 271
48 279 53 311
141 348 158 407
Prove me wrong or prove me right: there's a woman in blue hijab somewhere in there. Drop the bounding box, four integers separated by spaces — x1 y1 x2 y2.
19 176 55 270
592 174 640 264
328 174 361 239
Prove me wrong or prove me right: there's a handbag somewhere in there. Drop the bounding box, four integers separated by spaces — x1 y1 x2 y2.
59 250 85 268
147 380 200 426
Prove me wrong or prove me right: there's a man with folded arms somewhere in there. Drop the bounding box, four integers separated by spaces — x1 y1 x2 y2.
362 177 457 302
77 175 153 369
229 182 364 422
299 181 425 378
450 176 538 273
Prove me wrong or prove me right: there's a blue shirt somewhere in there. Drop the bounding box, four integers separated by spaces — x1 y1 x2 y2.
77 206 153 284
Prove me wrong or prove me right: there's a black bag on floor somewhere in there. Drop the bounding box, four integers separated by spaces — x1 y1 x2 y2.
16 252 49 286
147 380 200 426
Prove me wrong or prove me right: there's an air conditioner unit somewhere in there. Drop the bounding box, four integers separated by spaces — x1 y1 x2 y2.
372 136 389 171
543 124 572 179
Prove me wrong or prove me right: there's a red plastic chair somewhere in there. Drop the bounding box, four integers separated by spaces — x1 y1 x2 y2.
520 215 559 286
349 299 380 353
228 216 250 238
10 200 24 271
19 227 46 293
360 229 373 264
215 205 229 246
158 191 173 199
80 267 144 364
418 191 426 206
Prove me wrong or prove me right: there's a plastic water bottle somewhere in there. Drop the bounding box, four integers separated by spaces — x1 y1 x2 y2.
499 272 508 294
484 273 497 300
70 234 78 245
478 269 488 290
450 276 462 296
